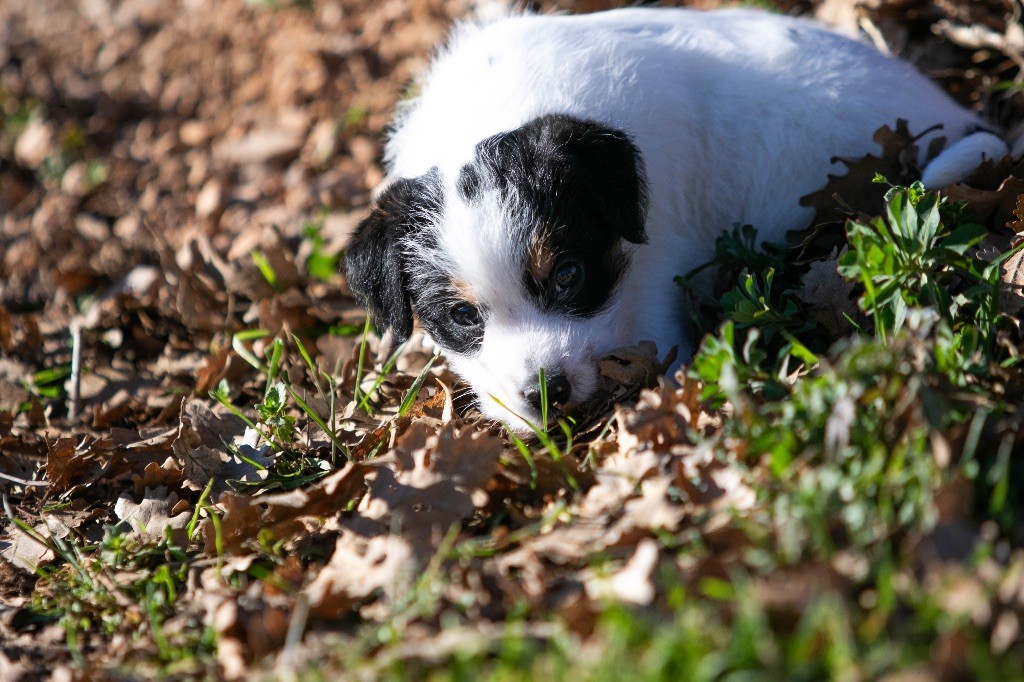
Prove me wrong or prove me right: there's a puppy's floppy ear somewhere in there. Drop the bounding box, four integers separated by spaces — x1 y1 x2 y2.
565 120 649 244
344 174 439 344
540 115 650 244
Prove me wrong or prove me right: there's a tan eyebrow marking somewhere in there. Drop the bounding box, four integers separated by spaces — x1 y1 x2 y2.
527 228 557 282
452 278 479 305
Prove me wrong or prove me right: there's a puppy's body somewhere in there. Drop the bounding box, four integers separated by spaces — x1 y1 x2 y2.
347 8 1007 431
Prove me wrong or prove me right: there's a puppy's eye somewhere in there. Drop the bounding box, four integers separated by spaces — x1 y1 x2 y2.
553 260 583 292
450 302 483 327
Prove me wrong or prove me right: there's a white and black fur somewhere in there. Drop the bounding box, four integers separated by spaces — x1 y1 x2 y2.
345 8 1010 432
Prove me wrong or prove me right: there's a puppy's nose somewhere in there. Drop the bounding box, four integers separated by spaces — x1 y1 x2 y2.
523 371 572 412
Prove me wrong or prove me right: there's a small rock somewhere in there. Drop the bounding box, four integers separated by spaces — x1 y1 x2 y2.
179 120 210 146
324 209 370 249
195 178 223 219
14 119 54 169
113 214 141 240
122 265 161 298
307 119 338 166
61 161 89 196
75 214 110 241
215 127 303 165
186 152 209 187
348 135 376 166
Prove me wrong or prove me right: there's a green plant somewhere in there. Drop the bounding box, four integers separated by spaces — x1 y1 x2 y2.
209 330 352 492
303 216 339 282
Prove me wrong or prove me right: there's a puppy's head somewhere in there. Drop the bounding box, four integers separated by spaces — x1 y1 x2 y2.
345 114 648 431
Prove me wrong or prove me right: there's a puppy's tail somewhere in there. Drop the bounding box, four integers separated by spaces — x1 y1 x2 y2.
920 130 1010 189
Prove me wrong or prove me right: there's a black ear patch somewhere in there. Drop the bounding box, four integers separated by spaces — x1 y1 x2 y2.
476 113 649 244
469 114 648 318
535 114 648 245
344 172 442 344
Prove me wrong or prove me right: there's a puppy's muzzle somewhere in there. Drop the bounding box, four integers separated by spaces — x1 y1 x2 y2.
522 370 572 413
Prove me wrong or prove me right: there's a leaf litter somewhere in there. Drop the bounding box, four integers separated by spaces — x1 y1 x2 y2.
0 0 1023 680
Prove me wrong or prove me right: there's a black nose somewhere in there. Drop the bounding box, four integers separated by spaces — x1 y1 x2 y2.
523 371 572 413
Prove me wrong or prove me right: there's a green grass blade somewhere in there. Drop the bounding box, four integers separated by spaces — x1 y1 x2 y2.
398 355 437 417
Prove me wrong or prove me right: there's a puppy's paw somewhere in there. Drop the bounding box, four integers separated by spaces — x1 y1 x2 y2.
921 131 1009 189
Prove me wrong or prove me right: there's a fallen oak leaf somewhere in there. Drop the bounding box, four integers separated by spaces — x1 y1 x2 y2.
583 538 660 605
152 231 230 332
800 120 937 227
304 531 415 618
943 174 1024 230
618 476 685 533
113 486 191 546
224 223 302 299
598 341 668 386
503 448 664 566
131 458 184 496
44 436 96 492
197 564 292 679
172 399 271 497
613 384 695 455
0 523 55 574
564 342 678 431
1001 238 1024 319
359 422 502 553
207 462 370 555
795 247 858 336
1011 194 1024 233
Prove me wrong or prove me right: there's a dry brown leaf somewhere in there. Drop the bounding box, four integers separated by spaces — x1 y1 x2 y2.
800 120 933 227
359 422 502 551
44 436 94 492
583 538 660 605
131 459 184 495
194 345 232 394
707 467 757 512
1011 194 1024 233
79 265 161 331
619 476 685 533
156 235 230 332
1000 239 1024 318
0 523 54 573
598 341 666 386
215 127 304 166
0 306 13 355
208 462 369 555
507 519 615 566
305 531 415 617
943 175 1024 230
796 248 858 336
113 486 191 546
224 223 303 298
505 447 665 565
172 399 271 496
208 493 263 556
198 565 291 679
614 385 694 455
0 359 30 413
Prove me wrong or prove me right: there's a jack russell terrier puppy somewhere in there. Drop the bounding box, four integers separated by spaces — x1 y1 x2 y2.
344 7 1009 432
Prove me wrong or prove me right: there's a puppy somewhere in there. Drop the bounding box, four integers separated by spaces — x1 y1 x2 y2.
344 7 1008 432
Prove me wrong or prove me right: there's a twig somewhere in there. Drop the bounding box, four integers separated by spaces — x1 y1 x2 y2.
275 594 310 682
68 320 82 422
0 472 49 487
936 19 1024 72
858 15 893 57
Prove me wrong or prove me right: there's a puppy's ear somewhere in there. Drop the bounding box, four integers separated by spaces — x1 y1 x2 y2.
344 175 438 344
527 114 649 244
565 120 649 245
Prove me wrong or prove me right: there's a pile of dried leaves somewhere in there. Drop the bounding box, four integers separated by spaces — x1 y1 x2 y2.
1 0 1024 679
